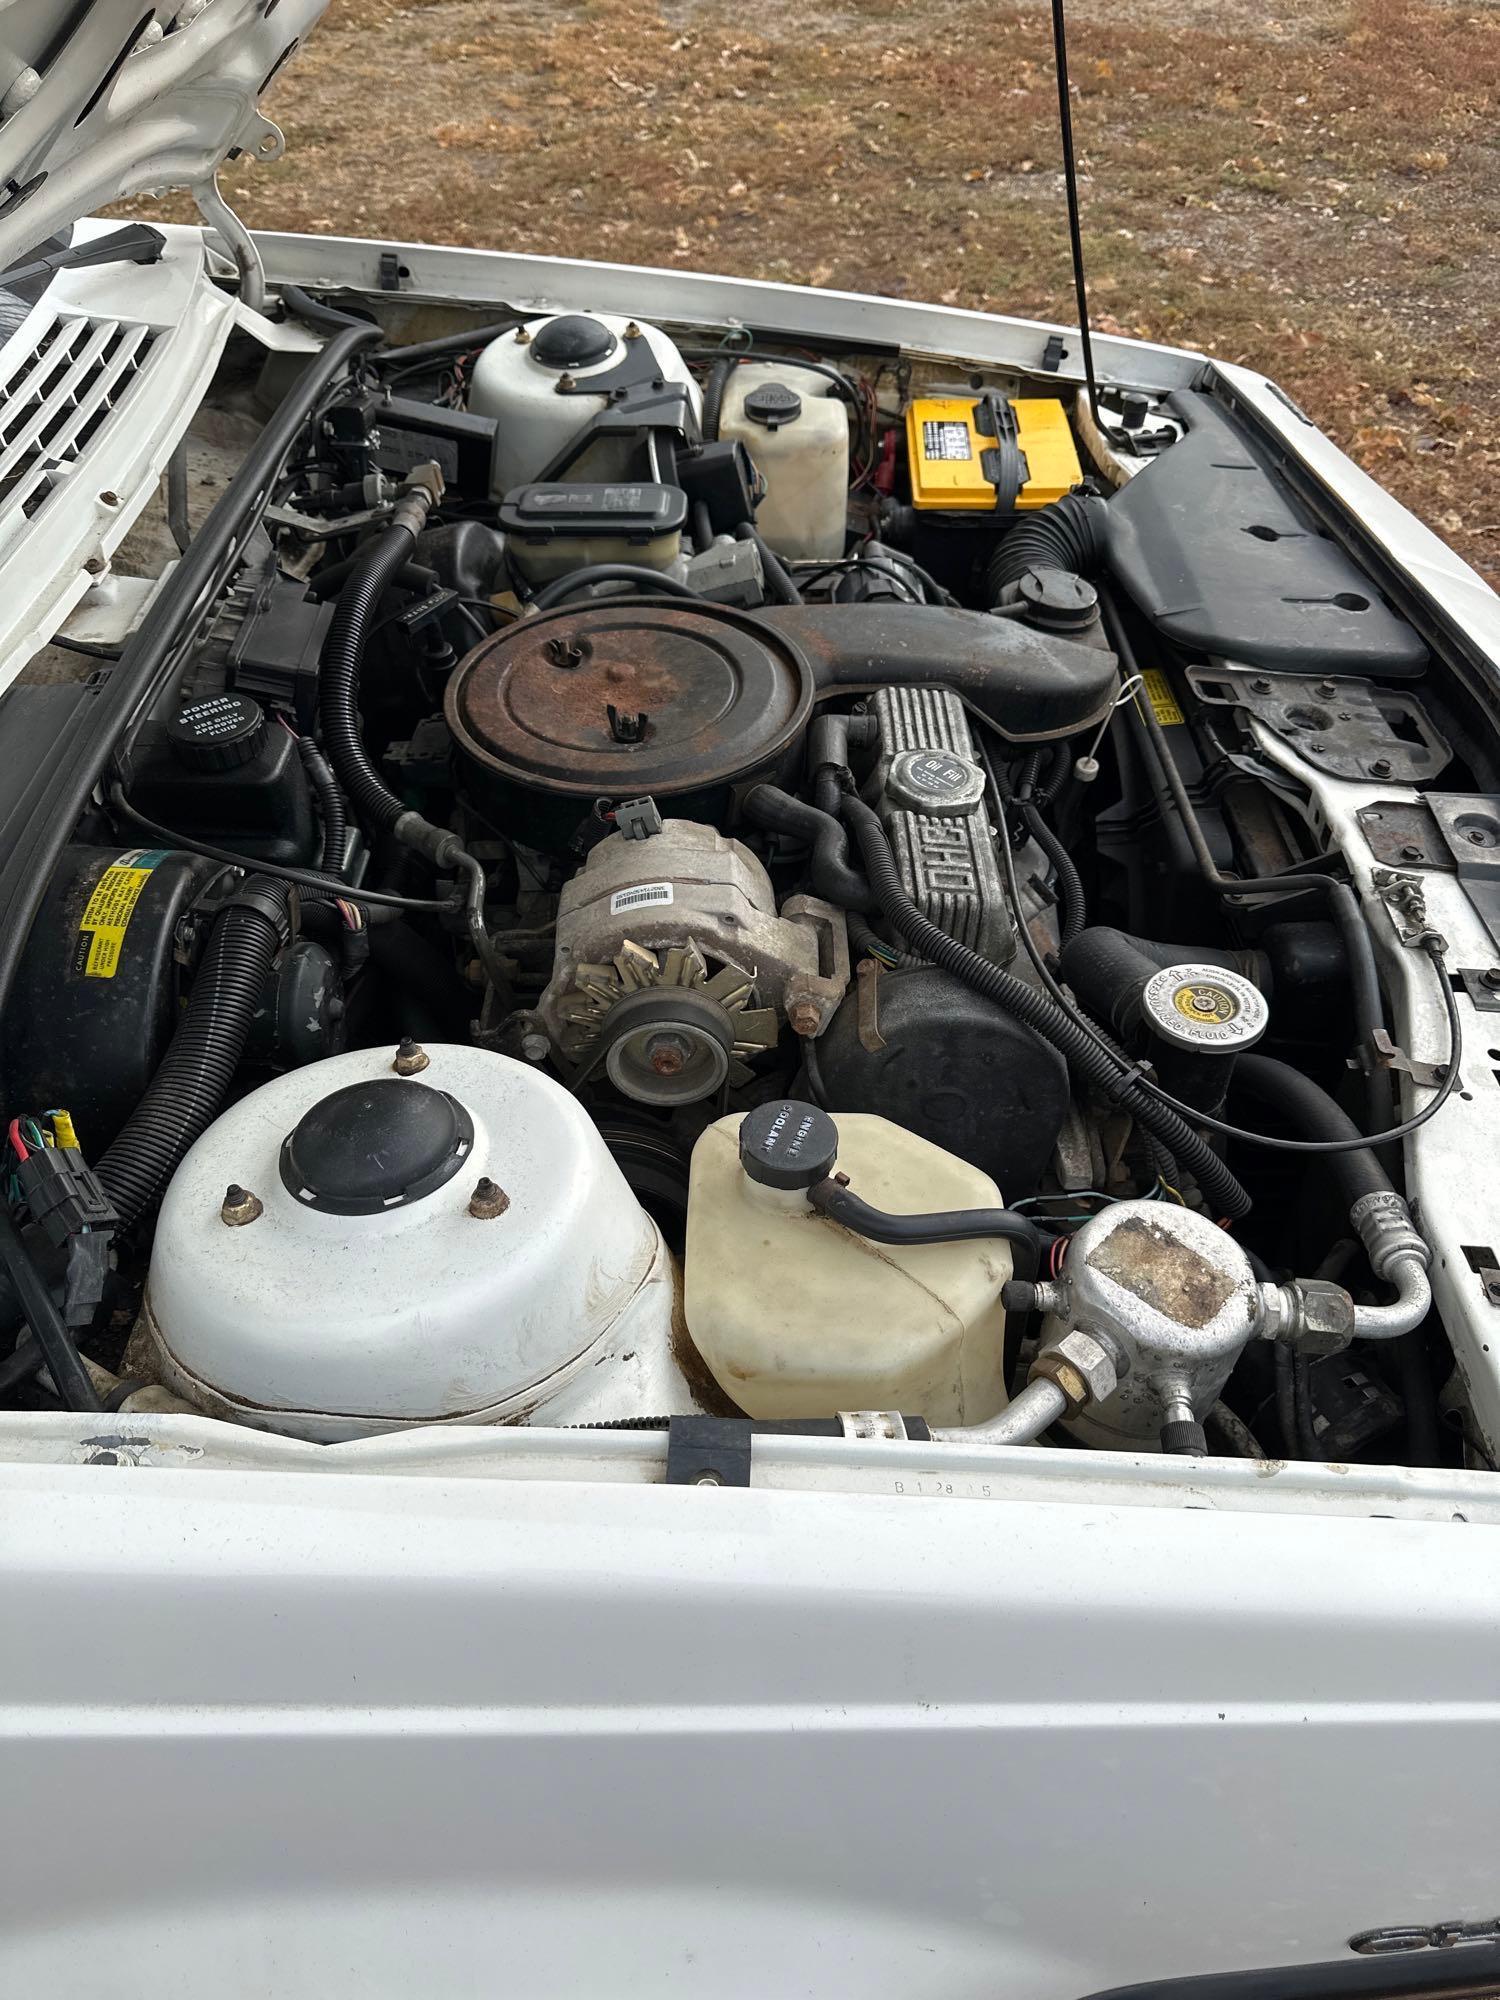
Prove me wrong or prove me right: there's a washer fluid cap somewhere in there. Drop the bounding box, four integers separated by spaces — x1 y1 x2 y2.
743 381 803 430
739 1099 839 1191
530 314 618 370
1140 963 1269 1053
279 1077 475 1214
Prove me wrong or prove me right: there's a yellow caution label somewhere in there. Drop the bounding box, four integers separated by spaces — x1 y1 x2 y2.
75 849 168 979
1141 669 1184 727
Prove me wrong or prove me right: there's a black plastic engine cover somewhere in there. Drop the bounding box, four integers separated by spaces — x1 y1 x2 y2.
1106 390 1428 679
816 964 1069 1194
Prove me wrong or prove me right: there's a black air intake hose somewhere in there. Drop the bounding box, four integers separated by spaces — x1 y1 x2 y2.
985 491 1110 605
95 882 291 1228
840 794 1252 1219
320 518 425 836
743 785 876 914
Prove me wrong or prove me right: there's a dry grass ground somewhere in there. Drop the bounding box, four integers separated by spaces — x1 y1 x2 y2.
124 0 1500 582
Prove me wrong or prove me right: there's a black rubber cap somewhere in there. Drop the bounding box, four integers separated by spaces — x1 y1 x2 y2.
1160 1417 1209 1457
167 691 267 773
742 382 803 430
279 1078 474 1215
1014 566 1100 633
530 314 618 370
738 1100 838 1191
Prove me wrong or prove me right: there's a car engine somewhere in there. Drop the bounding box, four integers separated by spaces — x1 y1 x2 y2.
0 294 1473 1469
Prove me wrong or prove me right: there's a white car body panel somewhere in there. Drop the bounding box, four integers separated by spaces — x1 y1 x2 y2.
4 1421 1500 1996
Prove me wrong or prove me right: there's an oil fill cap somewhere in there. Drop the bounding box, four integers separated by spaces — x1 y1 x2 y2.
1140 963 1269 1053
279 1078 475 1215
739 1099 838 1191
743 382 803 430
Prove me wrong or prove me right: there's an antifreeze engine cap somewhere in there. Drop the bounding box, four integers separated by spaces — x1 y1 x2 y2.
739 1099 839 1191
1140 963 1268 1053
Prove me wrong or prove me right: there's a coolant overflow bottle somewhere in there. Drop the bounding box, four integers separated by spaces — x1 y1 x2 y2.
683 1103 1013 1426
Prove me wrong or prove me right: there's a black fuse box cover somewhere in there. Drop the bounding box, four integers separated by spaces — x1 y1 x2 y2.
499 482 687 546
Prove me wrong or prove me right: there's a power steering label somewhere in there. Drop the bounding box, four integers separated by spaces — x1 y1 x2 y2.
609 882 673 916
75 849 170 979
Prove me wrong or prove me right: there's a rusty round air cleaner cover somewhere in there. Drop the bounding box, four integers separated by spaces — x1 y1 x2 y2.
445 598 814 801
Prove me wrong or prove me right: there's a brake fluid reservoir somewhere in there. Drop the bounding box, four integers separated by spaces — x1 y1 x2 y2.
469 312 701 494
718 364 849 561
684 1103 1011 1424
144 1044 689 1441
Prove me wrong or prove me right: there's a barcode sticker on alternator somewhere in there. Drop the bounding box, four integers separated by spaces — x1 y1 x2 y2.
609 882 674 914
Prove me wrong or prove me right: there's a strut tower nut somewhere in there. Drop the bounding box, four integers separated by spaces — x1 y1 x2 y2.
468 1176 511 1220
392 1038 430 1076
220 1184 263 1227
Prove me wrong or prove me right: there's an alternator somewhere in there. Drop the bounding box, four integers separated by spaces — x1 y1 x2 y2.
538 819 849 1105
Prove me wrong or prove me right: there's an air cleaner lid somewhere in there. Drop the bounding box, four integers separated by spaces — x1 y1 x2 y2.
445 598 812 799
1140 963 1268 1053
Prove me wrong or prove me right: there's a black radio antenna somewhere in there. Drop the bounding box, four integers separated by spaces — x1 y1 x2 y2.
1049 0 1103 429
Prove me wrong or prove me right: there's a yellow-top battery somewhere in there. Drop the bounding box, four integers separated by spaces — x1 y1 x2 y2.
905 394 1081 511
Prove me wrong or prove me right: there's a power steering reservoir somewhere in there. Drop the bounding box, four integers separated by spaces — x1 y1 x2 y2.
683 1103 1013 1424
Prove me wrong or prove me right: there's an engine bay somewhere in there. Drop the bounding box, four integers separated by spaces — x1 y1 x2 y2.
0 281 1491 1472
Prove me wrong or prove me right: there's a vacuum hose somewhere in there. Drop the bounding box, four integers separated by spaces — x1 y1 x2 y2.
839 793 1252 1219
95 882 292 1229
319 509 431 836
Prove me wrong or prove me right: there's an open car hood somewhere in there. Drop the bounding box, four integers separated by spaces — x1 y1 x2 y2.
0 0 327 271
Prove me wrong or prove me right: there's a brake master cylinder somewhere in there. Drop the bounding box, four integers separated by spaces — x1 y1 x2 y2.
683 1101 1013 1424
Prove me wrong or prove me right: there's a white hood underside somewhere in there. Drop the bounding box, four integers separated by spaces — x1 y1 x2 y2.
0 0 328 271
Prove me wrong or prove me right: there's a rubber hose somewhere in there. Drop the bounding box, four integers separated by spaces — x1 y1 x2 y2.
1231 1054 1390 1210
701 355 736 441
734 523 803 604
1232 1051 1440 1463
985 492 1110 604
1020 799 1085 943
527 565 699 611
806 1177 1048 1282
743 784 876 913
319 521 421 836
95 887 290 1229
840 793 1253 1219
297 737 347 877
